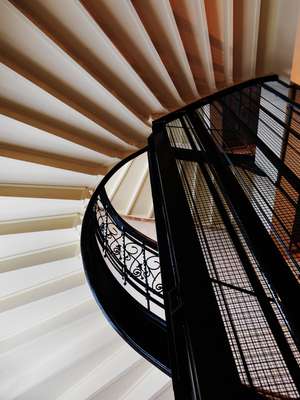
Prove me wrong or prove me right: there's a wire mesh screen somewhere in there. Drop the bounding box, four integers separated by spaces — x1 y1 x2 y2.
195 83 300 282
164 79 300 398
176 159 299 399
166 118 193 149
93 197 164 316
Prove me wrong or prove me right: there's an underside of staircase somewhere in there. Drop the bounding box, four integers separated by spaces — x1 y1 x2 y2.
1 0 300 399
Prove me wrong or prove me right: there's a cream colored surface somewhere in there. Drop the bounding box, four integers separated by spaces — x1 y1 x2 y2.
291 13 300 84
123 217 157 242
0 1 300 399
0 0 299 189
257 0 300 77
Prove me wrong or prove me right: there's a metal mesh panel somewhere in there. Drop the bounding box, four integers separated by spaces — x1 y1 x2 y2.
94 197 164 315
195 87 300 281
157 79 300 398
176 159 300 398
166 118 192 149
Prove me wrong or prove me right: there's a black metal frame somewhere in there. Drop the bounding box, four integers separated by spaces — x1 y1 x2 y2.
94 198 163 311
148 129 245 399
93 147 163 312
82 74 300 399
150 75 300 399
81 147 170 375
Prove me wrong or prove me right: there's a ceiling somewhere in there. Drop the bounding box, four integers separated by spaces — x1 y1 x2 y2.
0 0 299 183
1 2 300 398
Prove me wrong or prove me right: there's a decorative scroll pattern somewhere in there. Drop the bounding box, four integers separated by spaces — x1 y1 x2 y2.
93 197 163 311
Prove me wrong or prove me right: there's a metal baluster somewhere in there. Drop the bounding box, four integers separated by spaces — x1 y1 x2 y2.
104 203 108 258
143 244 151 311
122 229 127 285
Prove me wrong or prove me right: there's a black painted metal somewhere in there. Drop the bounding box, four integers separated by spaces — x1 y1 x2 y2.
278 86 297 176
217 95 300 195
94 197 163 310
262 82 300 110
150 76 300 399
81 147 170 375
148 128 245 400
188 111 300 337
155 75 278 125
190 109 300 380
197 160 300 393
82 75 300 400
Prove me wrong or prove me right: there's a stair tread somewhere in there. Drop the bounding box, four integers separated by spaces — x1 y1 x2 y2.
119 367 171 400
0 312 119 399
57 345 149 400
0 228 79 259
0 256 83 297
0 284 95 350
0 197 84 221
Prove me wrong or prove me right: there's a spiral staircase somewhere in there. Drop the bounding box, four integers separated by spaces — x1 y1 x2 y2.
1 0 300 399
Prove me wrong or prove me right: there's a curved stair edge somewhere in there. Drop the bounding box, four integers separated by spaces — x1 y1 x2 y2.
81 148 171 376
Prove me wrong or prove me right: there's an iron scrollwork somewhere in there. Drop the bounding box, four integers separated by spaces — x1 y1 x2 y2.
94 197 163 311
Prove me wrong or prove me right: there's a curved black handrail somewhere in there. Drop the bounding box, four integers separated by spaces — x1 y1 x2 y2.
96 146 163 310
100 146 158 249
81 147 170 375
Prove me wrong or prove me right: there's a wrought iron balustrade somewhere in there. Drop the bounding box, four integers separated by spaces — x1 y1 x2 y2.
83 75 300 398
81 147 170 375
93 192 163 313
87 147 164 316
150 75 300 399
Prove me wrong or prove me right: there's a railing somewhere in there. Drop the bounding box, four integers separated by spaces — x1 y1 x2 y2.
150 75 300 399
81 147 170 375
93 149 164 315
82 75 300 397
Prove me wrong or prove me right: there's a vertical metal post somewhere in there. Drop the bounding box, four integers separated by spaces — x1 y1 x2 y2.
142 244 151 311
148 124 245 400
122 230 127 285
188 109 300 344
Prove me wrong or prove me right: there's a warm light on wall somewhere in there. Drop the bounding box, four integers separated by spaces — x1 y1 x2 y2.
291 14 300 84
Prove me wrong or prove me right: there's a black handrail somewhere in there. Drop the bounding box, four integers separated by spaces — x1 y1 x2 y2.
94 146 163 310
150 74 300 399
81 147 170 375
81 74 300 397
100 146 158 250
155 74 279 125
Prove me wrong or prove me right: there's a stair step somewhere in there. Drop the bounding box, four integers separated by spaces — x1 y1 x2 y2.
152 385 174 400
233 0 261 81
0 1 148 150
0 241 80 273
0 284 96 353
16 338 123 400
132 0 199 102
96 360 152 400
0 228 79 259
0 197 85 220
0 114 114 167
129 173 152 217
0 228 80 272
106 160 132 199
171 0 215 91
124 164 148 215
9 0 165 120
0 312 119 400
0 155 100 188
0 213 81 235
119 367 171 400
111 153 148 215
0 257 85 312
0 184 91 201
57 345 149 400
